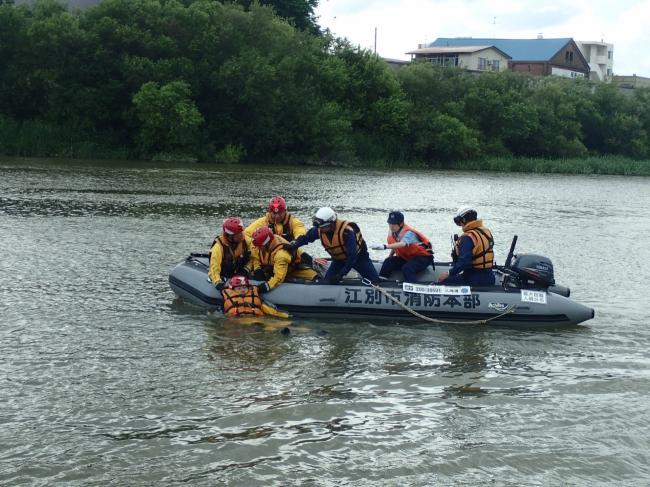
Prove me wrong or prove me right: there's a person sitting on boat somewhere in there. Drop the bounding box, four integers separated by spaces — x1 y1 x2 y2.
369 210 434 283
221 274 289 319
250 227 318 293
437 207 495 286
287 207 380 285
208 217 253 291
245 196 313 266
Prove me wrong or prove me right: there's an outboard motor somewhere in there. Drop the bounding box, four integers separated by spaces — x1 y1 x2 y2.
510 254 555 288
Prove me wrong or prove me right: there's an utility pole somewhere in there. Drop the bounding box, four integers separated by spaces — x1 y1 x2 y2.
374 27 377 56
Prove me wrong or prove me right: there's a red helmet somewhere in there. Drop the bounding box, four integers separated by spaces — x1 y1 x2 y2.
252 226 274 247
227 275 249 288
222 217 244 235
268 196 287 214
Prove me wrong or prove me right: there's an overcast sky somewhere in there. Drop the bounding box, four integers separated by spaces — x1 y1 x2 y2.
316 0 650 77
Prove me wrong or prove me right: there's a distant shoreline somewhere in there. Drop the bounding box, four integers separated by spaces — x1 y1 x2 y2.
2 155 648 177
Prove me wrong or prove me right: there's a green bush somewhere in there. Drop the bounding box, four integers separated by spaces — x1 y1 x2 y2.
214 144 246 164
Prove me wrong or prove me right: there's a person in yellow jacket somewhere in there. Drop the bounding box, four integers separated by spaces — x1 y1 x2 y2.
250 226 318 293
208 217 253 290
220 275 290 319
245 196 313 266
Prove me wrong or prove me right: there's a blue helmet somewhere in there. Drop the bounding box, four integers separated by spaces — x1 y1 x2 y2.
387 211 404 225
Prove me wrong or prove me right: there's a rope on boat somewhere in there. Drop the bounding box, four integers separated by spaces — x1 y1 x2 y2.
361 278 517 325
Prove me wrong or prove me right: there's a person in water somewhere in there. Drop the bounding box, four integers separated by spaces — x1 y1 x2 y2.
220 274 289 319
245 196 313 267
208 217 252 290
370 210 434 283
250 226 318 293
288 207 380 284
437 207 495 286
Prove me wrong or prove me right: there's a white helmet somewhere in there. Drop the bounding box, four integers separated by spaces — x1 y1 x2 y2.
313 207 337 228
454 206 477 225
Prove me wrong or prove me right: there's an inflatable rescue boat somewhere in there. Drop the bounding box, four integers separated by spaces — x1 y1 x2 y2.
168 241 595 328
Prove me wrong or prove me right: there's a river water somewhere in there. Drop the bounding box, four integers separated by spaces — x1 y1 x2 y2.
1 158 649 486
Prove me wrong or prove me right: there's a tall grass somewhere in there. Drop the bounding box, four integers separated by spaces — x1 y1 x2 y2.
0 116 130 160
434 156 650 176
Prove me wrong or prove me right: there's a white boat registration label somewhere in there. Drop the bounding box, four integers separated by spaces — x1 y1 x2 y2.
520 290 547 304
402 283 471 295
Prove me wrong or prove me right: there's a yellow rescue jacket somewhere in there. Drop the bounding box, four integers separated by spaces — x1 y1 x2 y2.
387 224 433 260
208 235 252 283
455 220 494 269
319 219 364 261
256 236 301 271
245 212 307 241
251 235 306 289
221 287 289 318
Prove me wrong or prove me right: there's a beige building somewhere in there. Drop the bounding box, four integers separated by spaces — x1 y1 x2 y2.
406 45 511 73
576 41 614 81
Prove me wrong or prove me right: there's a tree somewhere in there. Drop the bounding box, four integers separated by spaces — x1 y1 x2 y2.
234 0 319 34
132 80 203 154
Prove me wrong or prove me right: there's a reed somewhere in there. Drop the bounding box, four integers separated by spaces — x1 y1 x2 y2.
440 156 650 176
0 116 130 160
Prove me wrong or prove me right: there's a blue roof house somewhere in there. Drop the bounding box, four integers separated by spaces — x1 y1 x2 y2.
429 37 589 78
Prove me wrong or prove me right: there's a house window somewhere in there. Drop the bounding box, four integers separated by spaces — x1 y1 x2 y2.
607 68 612 76
491 59 500 71
478 57 487 70
427 54 459 67
608 50 612 59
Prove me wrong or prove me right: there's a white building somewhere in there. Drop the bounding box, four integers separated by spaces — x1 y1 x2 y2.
576 41 614 81
406 45 511 73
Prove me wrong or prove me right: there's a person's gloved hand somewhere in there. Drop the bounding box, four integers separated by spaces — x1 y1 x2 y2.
257 281 271 293
322 273 342 285
252 269 266 281
370 243 387 250
215 281 225 291
283 240 299 251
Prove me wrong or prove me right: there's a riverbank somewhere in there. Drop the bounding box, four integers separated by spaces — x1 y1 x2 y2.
341 155 649 175
436 156 650 176
2 154 649 176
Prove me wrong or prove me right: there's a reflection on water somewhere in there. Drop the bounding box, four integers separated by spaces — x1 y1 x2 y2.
1 158 649 485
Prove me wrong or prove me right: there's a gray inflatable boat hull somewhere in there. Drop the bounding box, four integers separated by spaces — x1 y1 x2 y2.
169 255 594 328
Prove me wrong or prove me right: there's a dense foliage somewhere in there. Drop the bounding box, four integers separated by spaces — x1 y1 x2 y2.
1 0 649 167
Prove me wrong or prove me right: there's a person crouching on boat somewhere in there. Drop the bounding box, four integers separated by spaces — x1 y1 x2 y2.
287 207 380 285
245 196 314 267
250 226 318 293
369 210 434 283
208 217 253 291
437 207 495 287
221 275 289 319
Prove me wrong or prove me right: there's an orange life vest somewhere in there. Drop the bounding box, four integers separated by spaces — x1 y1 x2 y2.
221 287 264 317
318 220 364 261
387 224 433 260
455 220 494 269
265 212 297 241
257 235 301 273
211 235 251 276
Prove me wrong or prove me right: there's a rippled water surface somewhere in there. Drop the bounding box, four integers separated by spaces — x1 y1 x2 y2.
1 158 649 486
